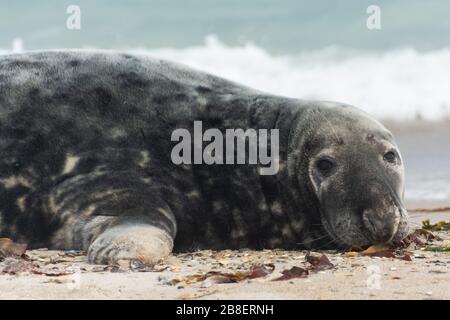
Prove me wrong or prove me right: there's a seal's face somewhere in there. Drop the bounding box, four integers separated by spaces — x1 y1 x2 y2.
303 105 409 248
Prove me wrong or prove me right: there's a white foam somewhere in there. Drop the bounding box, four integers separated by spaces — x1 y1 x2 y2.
2 35 450 121
127 35 450 121
406 174 450 201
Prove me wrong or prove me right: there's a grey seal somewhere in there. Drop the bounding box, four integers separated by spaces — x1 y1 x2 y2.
0 51 409 265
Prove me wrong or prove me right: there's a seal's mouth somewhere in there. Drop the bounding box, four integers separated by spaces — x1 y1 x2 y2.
319 206 410 249
361 206 401 244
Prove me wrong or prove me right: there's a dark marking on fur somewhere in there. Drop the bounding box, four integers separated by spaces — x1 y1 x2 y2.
117 71 148 89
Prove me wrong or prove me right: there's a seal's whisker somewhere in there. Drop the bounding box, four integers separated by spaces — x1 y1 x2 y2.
295 234 329 246
407 221 423 227
316 238 341 250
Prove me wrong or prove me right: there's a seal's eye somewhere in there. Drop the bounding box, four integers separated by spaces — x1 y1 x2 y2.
383 151 397 163
316 158 335 174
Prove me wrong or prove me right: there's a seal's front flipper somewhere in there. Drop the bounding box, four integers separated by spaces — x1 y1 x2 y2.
83 202 177 266
47 169 178 266
88 223 174 266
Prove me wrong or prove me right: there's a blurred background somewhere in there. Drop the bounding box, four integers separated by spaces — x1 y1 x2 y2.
1 0 449 206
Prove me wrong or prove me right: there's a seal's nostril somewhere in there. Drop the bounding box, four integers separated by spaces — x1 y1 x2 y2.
362 209 397 244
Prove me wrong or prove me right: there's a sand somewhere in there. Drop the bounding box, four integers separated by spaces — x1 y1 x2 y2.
0 224 448 300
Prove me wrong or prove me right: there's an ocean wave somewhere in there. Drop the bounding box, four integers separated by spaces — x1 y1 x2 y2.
406 173 450 201
2 35 450 121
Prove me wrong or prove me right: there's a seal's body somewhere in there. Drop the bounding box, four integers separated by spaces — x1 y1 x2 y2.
0 52 409 265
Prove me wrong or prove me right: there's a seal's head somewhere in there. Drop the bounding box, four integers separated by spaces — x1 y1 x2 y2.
290 102 409 248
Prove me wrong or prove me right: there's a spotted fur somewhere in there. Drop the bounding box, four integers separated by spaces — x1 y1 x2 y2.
0 51 409 265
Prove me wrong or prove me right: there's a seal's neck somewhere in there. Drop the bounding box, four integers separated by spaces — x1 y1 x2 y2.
251 100 323 249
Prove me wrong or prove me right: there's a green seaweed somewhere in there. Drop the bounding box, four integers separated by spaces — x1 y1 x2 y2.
423 246 450 252
421 219 450 231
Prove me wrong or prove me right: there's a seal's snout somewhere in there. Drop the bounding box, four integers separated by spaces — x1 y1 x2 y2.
362 207 400 244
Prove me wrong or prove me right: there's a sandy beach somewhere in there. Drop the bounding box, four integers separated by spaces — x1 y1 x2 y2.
0 209 448 300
